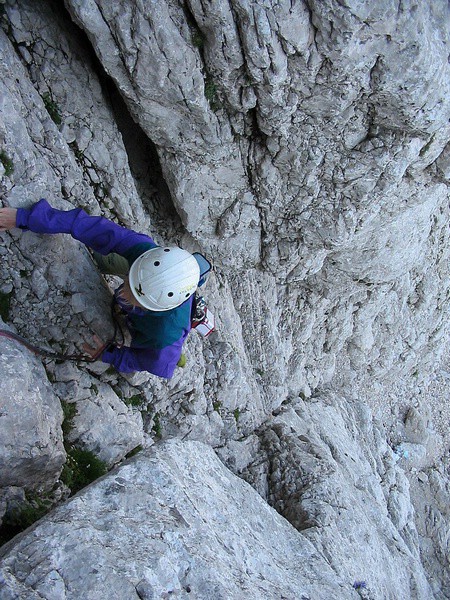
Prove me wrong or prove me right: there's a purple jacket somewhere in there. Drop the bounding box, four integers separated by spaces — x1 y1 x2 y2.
16 199 192 378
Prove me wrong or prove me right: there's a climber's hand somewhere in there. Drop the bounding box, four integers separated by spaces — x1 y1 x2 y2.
0 208 18 231
82 335 106 360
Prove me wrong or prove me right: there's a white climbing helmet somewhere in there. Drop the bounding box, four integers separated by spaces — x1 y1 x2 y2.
128 247 200 311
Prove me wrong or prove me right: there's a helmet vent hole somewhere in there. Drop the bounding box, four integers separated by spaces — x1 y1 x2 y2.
168 292 174 297
185 293 190 298
164 248 170 252
154 261 160 266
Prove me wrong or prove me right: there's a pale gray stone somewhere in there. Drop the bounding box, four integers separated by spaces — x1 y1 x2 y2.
404 406 431 445
0 321 65 490
1 0 450 598
0 440 346 599
408 462 450 596
30 268 49 300
241 394 435 599
66 380 144 467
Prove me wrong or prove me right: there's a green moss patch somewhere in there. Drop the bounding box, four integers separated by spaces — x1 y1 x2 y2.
0 290 12 322
61 447 107 494
0 151 14 176
42 92 62 125
0 494 51 546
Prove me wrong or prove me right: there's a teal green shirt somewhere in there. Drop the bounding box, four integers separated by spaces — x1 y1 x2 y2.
121 243 192 349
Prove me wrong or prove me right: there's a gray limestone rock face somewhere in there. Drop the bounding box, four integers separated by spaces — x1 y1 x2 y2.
1 1 450 598
240 393 437 599
410 462 450 597
1 0 448 461
4 0 150 228
64 381 144 468
0 321 65 493
49 363 145 468
61 0 450 402
0 439 350 599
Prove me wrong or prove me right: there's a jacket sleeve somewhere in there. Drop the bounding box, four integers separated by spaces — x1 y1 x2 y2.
16 198 155 256
101 339 184 379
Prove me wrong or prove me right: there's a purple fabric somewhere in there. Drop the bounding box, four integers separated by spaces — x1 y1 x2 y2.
16 199 187 378
102 337 186 378
16 198 155 254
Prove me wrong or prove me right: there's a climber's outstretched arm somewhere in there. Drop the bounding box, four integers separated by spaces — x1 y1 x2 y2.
0 207 17 231
7 199 155 256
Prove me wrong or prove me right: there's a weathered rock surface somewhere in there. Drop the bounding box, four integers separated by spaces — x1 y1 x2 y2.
0 439 349 600
409 460 450 597
52 363 145 467
237 393 437 599
2 0 448 457
64 386 144 468
0 0 450 598
0 320 65 498
63 0 450 397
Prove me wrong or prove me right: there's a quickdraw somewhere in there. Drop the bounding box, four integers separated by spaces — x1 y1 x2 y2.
191 294 216 337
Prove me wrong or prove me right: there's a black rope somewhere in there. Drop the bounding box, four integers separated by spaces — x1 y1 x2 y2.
0 329 104 362
0 299 125 363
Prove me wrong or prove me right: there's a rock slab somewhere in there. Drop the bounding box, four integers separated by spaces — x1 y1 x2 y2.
0 321 65 496
0 439 349 600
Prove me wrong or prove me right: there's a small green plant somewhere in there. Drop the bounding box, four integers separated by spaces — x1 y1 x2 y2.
61 401 77 438
42 92 62 125
0 151 14 176
125 394 145 407
204 79 216 99
152 413 162 439
61 447 107 494
90 384 99 395
125 445 143 459
233 408 240 423
3 498 48 528
213 401 222 413
0 290 12 321
191 29 205 49
204 76 220 111
0 495 50 546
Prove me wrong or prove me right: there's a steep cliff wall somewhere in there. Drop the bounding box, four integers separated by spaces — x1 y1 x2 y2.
0 0 449 598
0 439 351 599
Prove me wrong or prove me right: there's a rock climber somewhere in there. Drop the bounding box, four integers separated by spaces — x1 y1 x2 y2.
0 199 211 378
